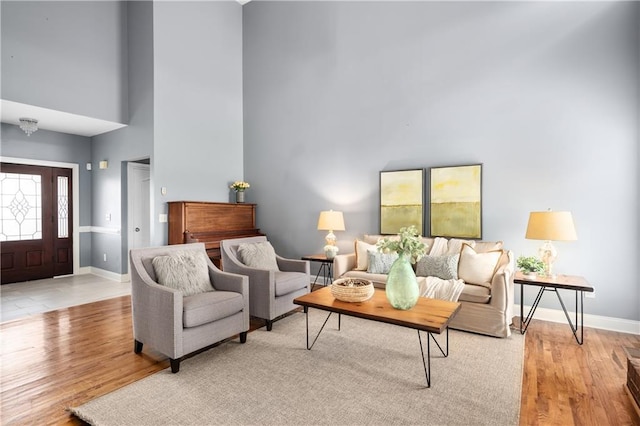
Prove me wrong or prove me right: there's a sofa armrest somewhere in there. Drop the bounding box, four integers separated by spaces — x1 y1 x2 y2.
488 251 515 316
333 252 356 280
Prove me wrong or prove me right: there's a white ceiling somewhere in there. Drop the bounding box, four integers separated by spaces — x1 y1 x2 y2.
1 100 127 138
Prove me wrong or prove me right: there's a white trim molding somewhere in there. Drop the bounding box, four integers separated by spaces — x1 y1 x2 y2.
90 267 130 283
90 226 121 235
515 304 640 335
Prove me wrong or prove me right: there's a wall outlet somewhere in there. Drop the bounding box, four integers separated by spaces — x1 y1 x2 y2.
105 213 111 222
103 253 107 262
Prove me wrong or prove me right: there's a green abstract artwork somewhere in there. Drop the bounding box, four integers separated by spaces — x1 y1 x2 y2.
430 164 482 238
380 169 424 235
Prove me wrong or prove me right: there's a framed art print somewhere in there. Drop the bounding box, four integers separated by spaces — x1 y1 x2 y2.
379 169 424 235
430 164 482 239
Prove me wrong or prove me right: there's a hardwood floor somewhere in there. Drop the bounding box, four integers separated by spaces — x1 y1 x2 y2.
1 295 638 425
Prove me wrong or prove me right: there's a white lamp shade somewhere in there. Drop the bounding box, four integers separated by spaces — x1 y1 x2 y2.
317 210 345 231
525 211 577 241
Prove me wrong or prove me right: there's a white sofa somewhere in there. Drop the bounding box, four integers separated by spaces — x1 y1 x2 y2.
333 235 515 337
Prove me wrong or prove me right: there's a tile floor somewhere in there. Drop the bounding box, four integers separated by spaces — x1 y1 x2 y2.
1 274 131 323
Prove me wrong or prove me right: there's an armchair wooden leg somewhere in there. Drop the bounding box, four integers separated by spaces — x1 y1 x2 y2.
240 331 247 343
170 358 181 373
266 320 273 331
134 340 143 354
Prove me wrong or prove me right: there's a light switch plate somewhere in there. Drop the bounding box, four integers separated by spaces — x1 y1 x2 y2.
159 214 168 223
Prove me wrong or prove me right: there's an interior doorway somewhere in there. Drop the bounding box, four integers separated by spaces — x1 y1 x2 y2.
127 161 150 254
0 163 73 284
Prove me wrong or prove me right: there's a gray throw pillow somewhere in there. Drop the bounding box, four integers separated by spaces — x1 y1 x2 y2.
152 250 214 296
367 250 399 274
415 254 460 280
237 241 279 271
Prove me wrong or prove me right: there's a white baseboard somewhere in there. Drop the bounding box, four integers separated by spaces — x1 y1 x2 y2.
90 267 130 283
515 304 640 335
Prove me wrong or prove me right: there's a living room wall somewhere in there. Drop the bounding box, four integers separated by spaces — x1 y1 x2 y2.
1 1 128 124
243 1 639 322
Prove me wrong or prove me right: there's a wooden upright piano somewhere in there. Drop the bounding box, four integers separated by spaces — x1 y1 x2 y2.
168 201 263 268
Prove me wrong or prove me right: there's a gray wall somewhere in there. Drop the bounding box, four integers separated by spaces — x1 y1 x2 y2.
1 1 128 123
243 1 639 321
0 123 93 267
91 0 154 274
151 1 244 247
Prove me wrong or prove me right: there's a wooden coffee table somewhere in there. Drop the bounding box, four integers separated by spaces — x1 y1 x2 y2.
293 287 461 388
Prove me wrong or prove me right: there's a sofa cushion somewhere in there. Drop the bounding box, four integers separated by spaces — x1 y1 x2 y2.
237 241 279 271
458 283 492 304
152 250 213 297
274 271 308 296
355 240 375 271
182 290 244 328
458 243 503 288
367 251 398 274
415 254 460 280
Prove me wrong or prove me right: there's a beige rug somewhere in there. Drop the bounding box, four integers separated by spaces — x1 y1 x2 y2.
70 311 524 425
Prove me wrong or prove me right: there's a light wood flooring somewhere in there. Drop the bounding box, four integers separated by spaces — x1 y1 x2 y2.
1 295 639 425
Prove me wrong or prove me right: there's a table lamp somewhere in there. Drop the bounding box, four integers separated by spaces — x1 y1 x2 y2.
317 210 345 258
525 210 577 277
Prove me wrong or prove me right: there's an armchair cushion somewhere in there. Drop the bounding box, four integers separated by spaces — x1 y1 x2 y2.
274 271 309 296
237 241 279 271
183 291 245 328
151 250 213 296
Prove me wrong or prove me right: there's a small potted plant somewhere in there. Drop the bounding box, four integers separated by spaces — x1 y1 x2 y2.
229 181 250 203
516 255 545 277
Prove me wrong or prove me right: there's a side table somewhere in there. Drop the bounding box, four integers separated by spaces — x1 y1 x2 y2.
301 254 334 287
515 271 594 344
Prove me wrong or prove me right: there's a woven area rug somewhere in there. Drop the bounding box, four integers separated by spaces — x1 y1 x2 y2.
70 311 524 425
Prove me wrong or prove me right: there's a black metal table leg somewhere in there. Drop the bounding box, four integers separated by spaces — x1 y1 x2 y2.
417 327 449 388
305 310 334 350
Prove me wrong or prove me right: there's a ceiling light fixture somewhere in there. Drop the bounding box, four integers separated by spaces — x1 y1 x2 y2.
19 118 38 136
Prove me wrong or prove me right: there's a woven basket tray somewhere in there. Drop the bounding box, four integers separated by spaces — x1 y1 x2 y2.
331 278 375 303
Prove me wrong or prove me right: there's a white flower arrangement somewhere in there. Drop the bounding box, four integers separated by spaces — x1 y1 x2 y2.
230 181 250 191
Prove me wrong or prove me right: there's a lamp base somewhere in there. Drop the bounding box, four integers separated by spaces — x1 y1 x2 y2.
538 240 557 278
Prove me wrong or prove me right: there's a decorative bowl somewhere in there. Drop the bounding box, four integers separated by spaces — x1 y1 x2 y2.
330 278 375 303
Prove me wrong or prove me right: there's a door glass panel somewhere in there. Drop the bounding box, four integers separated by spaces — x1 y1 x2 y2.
0 172 42 241
57 176 69 238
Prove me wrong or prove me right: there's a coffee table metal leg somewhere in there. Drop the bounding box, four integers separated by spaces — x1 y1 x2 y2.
417 328 450 388
305 310 334 350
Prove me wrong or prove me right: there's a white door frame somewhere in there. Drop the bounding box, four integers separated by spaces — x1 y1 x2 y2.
1 156 81 275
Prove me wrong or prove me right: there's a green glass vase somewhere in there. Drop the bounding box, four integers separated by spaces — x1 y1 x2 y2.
385 253 420 310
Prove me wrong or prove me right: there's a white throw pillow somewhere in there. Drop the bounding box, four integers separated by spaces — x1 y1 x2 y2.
152 250 213 296
354 240 375 271
457 243 503 288
446 238 476 255
237 241 279 271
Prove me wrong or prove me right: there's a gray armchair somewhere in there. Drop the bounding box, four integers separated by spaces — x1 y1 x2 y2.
129 243 249 373
220 236 310 331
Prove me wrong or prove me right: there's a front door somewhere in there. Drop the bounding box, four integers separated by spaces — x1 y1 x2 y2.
0 163 73 284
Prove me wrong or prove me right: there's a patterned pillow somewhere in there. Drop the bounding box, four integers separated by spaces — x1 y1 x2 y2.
367 250 399 274
152 250 214 296
415 254 460 280
237 241 279 271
